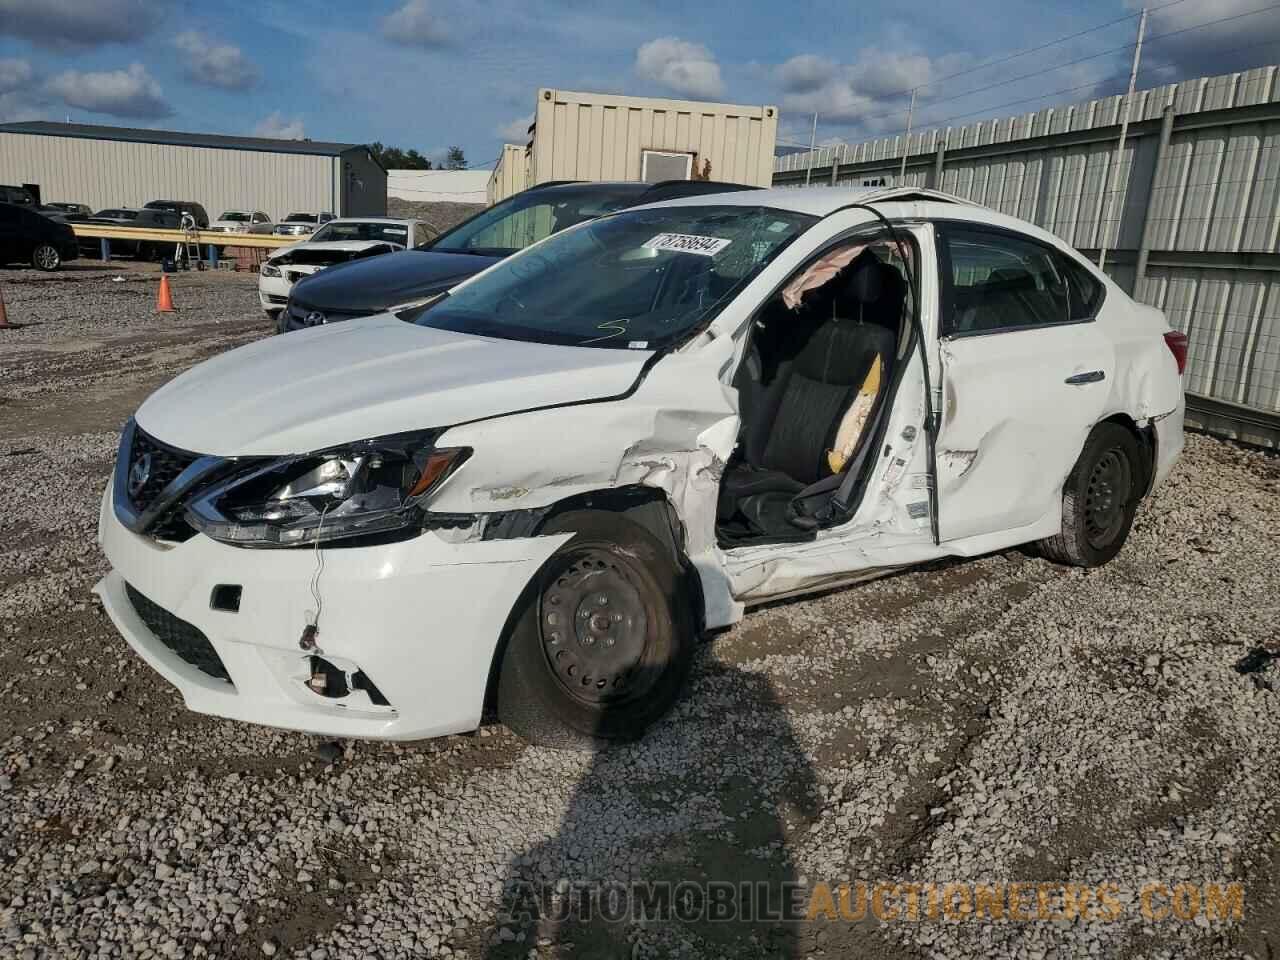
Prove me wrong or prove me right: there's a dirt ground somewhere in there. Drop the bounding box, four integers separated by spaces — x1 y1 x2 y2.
0 261 1278 960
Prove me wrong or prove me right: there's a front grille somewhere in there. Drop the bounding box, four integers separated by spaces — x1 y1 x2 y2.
286 300 370 328
264 293 288 304
127 428 198 542
125 583 232 683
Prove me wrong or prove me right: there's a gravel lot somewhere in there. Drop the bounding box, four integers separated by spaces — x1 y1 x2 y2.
1 263 1278 960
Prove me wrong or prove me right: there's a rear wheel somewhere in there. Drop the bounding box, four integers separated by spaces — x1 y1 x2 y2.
496 510 696 748
31 243 60 271
1038 422 1142 567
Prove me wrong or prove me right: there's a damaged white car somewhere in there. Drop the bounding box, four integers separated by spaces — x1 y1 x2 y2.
257 217 421 319
96 187 1185 746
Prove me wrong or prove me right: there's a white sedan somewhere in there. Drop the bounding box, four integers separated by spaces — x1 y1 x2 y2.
96 187 1185 746
257 217 424 318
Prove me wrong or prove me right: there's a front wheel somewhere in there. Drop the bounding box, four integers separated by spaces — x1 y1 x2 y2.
31 243 61 271
495 510 696 748
1038 422 1143 567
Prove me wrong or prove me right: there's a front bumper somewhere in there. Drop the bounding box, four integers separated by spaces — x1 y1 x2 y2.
95 481 568 740
257 274 292 312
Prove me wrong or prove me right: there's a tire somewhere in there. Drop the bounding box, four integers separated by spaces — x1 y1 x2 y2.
1038 422 1143 567
495 510 696 748
31 243 61 271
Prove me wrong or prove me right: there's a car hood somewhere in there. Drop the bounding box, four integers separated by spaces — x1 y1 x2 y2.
209 220 250 230
134 313 654 456
289 248 500 313
268 240 398 262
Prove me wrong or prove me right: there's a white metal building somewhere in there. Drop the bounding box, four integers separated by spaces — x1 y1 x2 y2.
387 169 489 205
488 89 778 203
0 121 386 220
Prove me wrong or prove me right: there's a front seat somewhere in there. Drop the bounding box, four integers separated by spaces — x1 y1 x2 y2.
719 251 904 538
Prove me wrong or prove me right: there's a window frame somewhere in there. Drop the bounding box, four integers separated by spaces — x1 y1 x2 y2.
640 149 694 184
934 220 1104 339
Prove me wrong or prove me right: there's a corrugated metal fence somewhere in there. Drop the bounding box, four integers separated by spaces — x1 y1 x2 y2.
774 65 1280 446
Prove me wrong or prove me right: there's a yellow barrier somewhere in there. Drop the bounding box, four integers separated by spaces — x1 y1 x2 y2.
70 224 302 249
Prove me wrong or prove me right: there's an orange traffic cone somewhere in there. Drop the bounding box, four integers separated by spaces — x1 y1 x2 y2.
0 285 13 329
156 273 175 313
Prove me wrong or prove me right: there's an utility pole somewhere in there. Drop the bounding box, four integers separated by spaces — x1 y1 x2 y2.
804 112 818 186
1098 6 1147 271
900 87 917 181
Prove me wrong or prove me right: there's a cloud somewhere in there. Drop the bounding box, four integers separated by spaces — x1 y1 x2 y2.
495 114 533 142
635 37 724 99
46 63 171 119
382 0 448 48
0 58 41 123
174 31 260 91
0 0 159 50
775 49 947 127
0 58 33 95
253 112 305 139
1134 0 1280 81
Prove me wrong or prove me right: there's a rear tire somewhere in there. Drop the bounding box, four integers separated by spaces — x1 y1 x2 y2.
1038 422 1142 567
496 510 696 749
31 243 61 271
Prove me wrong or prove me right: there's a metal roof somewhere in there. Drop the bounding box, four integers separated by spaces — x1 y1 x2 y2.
0 121 370 159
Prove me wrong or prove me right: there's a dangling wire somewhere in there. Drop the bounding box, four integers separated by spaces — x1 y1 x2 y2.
309 504 331 631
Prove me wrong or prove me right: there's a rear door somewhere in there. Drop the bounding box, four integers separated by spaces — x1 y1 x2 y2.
933 223 1114 542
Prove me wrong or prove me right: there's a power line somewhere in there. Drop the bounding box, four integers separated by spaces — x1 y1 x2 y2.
851 0 1280 131
788 2 1280 156
839 0 1199 109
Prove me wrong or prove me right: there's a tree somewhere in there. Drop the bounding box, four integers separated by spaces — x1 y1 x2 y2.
444 146 467 169
368 141 432 170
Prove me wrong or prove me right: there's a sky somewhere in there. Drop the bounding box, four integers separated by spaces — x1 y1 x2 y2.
1 0 1279 167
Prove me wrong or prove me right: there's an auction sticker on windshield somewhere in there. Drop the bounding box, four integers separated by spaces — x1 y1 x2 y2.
642 233 732 256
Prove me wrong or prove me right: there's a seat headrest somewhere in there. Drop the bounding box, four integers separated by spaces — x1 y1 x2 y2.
843 250 886 303
833 250 906 313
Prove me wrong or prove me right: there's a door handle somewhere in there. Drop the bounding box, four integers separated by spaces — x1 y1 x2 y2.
1065 370 1105 385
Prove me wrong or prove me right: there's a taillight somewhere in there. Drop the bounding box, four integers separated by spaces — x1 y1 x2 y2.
1163 331 1188 375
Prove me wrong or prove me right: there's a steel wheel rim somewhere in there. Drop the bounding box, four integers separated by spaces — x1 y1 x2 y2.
1084 447 1131 548
538 548 653 705
35 245 58 270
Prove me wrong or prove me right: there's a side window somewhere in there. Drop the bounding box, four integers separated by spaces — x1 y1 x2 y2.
943 227 1069 336
254 212 268 223
467 203 556 251
1057 253 1105 320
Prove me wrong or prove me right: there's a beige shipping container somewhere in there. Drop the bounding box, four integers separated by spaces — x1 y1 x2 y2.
488 143 530 204
528 88 777 191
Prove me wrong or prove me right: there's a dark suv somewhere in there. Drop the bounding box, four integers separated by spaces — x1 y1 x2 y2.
143 200 209 228
280 179 757 332
0 201 80 270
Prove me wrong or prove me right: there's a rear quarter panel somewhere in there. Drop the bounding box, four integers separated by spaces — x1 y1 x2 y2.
1097 291 1183 421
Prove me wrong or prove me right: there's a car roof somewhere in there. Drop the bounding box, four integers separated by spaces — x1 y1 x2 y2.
523 179 757 202
326 217 411 225
633 185 1107 267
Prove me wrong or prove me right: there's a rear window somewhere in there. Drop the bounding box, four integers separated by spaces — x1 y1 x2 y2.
1058 254 1105 320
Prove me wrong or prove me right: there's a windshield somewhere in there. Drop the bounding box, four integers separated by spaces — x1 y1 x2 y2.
219 211 250 222
311 221 408 244
284 213 316 223
424 186 647 257
413 205 813 350
98 209 136 219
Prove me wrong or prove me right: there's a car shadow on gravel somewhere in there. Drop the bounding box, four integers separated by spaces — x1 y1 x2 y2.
482 662 821 959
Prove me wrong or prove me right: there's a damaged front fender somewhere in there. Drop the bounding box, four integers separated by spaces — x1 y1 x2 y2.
425 346 744 629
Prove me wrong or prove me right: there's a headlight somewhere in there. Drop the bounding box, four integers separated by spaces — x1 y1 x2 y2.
185 433 469 547
260 263 282 278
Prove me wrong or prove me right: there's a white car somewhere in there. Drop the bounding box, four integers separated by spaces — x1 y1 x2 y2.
258 218 422 318
95 187 1185 746
207 210 274 235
